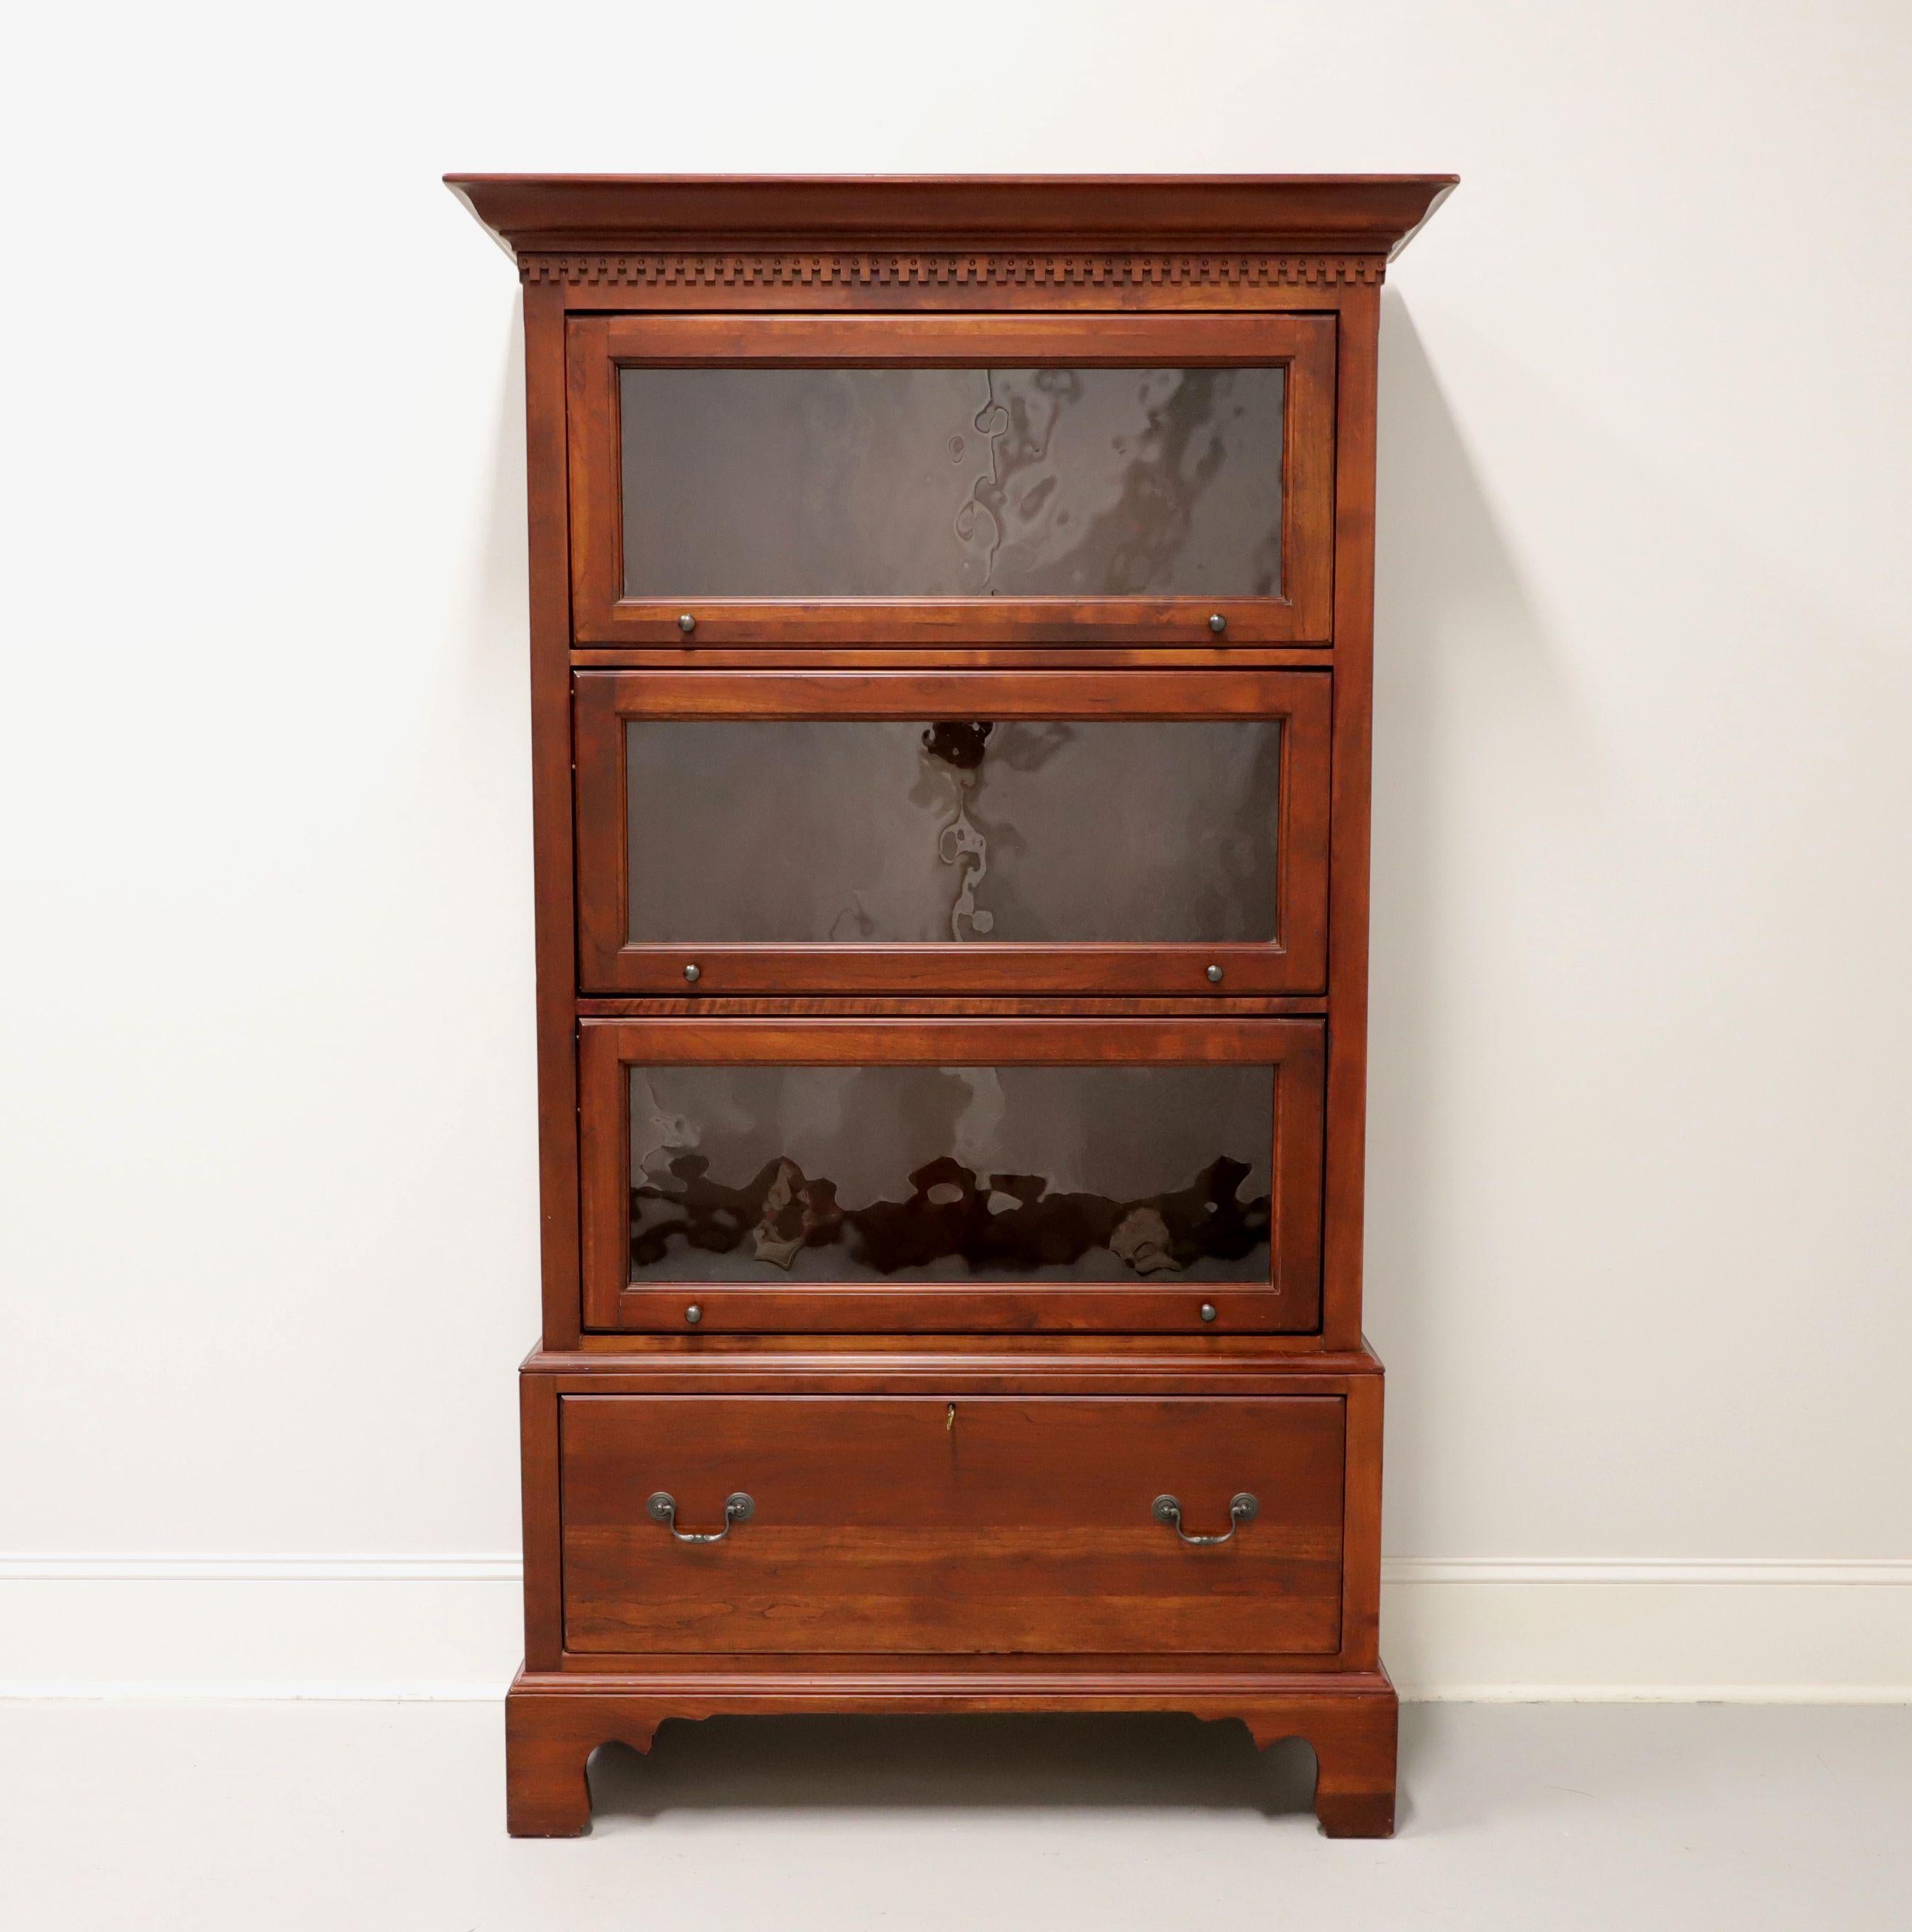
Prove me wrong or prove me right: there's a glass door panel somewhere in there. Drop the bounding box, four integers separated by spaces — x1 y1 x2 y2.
625 1063 1276 1284
624 718 1282 945
578 1017 1326 1334
619 365 1287 601
567 314 1336 646
573 670 1331 995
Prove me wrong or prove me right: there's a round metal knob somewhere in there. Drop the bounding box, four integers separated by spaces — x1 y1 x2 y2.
685 1304 703 1326
1206 964 1224 984
677 613 696 635
683 963 701 983
1200 1302 1219 1323
1208 613 1227 635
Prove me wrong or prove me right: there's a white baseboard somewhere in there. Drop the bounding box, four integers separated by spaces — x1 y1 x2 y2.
1377 1558 1912 1703
1 1556 1906 1703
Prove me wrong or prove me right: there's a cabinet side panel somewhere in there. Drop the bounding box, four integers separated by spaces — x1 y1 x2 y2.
520 1370 563 1670
525 281 583 1347
1321 287 1379 1351
1339 1368 1384 1667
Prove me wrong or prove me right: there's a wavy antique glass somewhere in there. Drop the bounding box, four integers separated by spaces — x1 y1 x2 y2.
619 366 1286 598
627 1065 1275 1285
625 719 1282 944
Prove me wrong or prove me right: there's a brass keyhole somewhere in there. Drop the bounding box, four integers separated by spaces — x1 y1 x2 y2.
947 1403 956 1433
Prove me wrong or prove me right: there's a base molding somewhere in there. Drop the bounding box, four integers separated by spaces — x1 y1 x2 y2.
504 1664 1398 1839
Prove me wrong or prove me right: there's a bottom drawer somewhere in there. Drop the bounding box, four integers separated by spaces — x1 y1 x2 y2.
560 1394 1346 1656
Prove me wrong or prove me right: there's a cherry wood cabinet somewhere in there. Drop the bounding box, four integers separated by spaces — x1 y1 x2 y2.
451 171 1453 1841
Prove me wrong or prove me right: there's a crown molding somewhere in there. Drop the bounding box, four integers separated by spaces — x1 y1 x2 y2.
446 173 1457 266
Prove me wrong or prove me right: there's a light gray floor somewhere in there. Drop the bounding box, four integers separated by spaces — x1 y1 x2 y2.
2 1701 1908 1930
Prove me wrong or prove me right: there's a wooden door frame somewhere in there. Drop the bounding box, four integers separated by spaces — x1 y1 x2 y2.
578 1015 1325 1336
572 667 1331 997
567 310 1337 647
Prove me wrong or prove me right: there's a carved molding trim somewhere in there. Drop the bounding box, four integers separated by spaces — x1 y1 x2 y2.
519 251 1386 289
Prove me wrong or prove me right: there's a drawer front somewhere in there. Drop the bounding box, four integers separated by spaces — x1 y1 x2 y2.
560 1394 1346 1656
567 313 1337 648
574 670 1330 997
578 1017 1326 1335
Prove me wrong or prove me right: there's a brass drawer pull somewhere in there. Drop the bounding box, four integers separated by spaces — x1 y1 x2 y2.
646 1490 754 1544
1152 1491 1259 1546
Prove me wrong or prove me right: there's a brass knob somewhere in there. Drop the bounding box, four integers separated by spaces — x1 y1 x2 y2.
1200 1303 1219 1323
683 963 701 983
1208 613 1227 635
685 1304 703 1326
677 613 696 635
1206 965 1224 984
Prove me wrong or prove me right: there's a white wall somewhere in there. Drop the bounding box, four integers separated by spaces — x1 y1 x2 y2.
4 0 1910 1698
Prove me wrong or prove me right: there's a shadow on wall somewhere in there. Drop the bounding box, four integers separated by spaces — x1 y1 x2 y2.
1363 287 1570 1423
1361 280 1912 1548
455 290 531 677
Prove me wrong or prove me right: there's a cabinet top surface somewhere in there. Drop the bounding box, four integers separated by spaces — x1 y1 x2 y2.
445 173 1456 260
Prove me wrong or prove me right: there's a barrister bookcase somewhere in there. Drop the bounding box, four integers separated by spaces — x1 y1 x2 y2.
448 173 1454 1838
